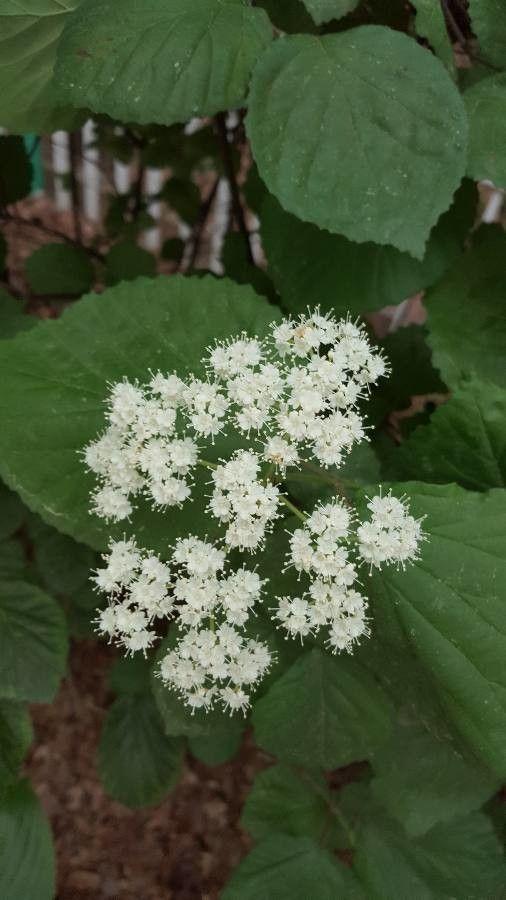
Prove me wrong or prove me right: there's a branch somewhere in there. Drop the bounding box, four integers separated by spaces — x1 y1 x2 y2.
215 112 255 265
186 174 221 270
0 209 104 262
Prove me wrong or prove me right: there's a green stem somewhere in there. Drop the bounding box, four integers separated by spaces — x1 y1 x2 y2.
198 458 218 471
279 493 308 523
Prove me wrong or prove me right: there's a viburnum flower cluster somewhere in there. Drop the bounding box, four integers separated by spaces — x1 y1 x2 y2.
86 310 424 714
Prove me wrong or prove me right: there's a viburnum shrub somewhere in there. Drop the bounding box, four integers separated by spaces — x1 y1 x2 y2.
0 0 505 897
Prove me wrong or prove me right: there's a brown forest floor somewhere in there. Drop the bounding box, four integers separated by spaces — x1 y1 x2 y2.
27 641 268 900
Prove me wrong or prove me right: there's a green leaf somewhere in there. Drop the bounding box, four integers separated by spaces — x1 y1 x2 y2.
0 136 32 204
188 717 244 765
55 0 273 126
161 178 201 224
98 693 183 808
301 0 359 25
0 275 280 554
161 238 185 264
242 765 330 841
0 288 34 339
247 27 467 258
256 0 317 33
412 0 455 74
0 0 82 134
0 703 33 790
104 241 156 286
383 378 506 491
109 654 152 696
222 834 362 899
0 779 55 900
469 0 506 69
367 482 506 777
0 580 68 703
354 810 505 899
25 243 94 296
222 232 277 301
0 540 27 581
28 516 95 595
371 719 497 837
252 647 393 769
465 73 506 186
0 481 25 542
260 183 477 316
425 227 506 388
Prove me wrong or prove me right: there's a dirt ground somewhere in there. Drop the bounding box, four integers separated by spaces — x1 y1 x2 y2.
27 641 268 900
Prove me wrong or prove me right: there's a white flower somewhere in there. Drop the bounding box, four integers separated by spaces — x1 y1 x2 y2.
158 621 272 714
208 336 264 378
263 436 299 471
275 596 313 639
210 450 279 551
91 485 132 521
173 535 226 577
357 491 424 568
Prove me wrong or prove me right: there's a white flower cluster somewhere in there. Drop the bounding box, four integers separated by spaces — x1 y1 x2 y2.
274 499 367 653
84 312 387 544
94 538 173 655
274 492 423 651
86 310 424 714
209 450 280 550
357 493 424 568
95 534 272 713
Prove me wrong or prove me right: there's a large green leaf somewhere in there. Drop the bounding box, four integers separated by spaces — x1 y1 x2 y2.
0 780 55 900
222 834 362 899
0 702 33 790
0 580 68 703
28 515 96 595
354 810 505 899
426 227 506 388
0 275 280 554
0 288 34 340
469 0 506 69
0 0 81 134
260 183 477 316
383 379 506 491
465 73 506 186
98 694 183 808
25 243 95 296
188 715 244 765
301 0 359 25
367 482 506 776
54 0 272 126
371 718 497 837
247 27 467 258
252 647 393 768
412 0 455 74
241 765 331 842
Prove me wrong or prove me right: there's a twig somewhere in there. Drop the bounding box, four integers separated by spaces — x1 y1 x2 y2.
68 132 82 242
441 0 502 70
186 174 221 270
0 209 104 262
215 112 255 265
